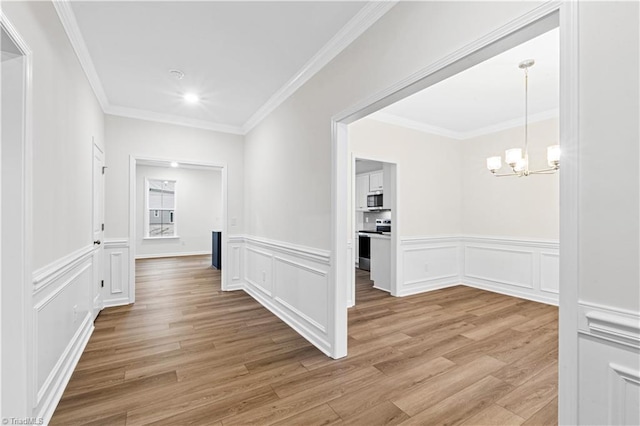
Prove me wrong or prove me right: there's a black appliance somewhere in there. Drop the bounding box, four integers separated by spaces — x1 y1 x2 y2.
211 231 221 269
367 193 383 210
358 234 371 271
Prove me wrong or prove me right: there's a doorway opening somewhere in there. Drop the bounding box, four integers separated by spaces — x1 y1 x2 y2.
332 3 578 423
127 157 228 304
350 157 397 307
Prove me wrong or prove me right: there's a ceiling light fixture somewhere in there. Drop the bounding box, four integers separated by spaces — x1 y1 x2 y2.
183 92 199 104
170 161 179 168
486 59 560 177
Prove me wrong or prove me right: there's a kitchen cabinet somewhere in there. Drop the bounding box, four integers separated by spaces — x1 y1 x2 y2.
370 234 390 292
369 171 383 192
356 174 370 211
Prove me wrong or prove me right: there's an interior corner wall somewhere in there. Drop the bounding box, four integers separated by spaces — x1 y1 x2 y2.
135 165 222 258
349 118 463 237
104 114 245 242
461 117 559 240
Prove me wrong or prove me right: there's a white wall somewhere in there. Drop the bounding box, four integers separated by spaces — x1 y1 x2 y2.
461 117 559 239
578 2 639 313
2 1 105 421
350 118 462 237
104 115 243 241
136 165 222 258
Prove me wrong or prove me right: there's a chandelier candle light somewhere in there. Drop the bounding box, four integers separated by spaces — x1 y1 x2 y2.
486 59 560 177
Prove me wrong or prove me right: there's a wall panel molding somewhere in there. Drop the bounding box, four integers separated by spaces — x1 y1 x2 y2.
30 252 95 424
579 301 640 349
399 239 460 296
104 239 130 307
461 236 558 305
232 235 332 356
398 235 559 305
32 244 94 294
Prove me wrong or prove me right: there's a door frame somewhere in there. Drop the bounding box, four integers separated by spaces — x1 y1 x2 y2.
0 11 34 417
330 2 579 424
128 155 229 303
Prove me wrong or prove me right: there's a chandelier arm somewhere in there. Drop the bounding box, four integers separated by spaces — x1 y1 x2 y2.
490 171 524 177
527 167 559 175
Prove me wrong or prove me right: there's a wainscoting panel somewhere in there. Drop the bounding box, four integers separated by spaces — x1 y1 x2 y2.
399 237 460 296
273 257 328 332
465 245 533 289
31 249 95 422
461 236 559 305
540 252 560 294
245 247 273 297
241 236 332 356
225 237 244 290
103 239 130 307
577 301 640 424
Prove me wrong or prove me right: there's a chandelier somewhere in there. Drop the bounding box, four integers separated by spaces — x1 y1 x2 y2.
486 59 560 177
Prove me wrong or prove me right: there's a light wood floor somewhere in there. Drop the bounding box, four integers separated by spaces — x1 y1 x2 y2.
52 256 558 425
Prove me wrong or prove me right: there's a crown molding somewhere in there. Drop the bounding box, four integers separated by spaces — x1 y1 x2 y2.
459 108 559 139
105 105 244 135
369 108 559 140
242 1 398 134
52 0 109 110
54 0 396 136
368 111 462 140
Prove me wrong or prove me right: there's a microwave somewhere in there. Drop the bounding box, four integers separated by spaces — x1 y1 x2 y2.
367 193 383 210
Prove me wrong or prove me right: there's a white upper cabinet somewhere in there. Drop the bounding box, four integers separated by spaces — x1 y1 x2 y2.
369 171 383 192
356 174 370 211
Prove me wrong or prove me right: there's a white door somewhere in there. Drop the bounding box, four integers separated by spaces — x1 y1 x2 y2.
92 142 104 319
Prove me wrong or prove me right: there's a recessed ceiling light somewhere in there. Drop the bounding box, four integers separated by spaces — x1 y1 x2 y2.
170 161 179 168
183 93 199 103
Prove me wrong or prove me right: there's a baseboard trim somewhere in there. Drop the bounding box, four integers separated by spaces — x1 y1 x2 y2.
102 297 131 309
37 313 94 424
462 278 558 306
397 279 460 297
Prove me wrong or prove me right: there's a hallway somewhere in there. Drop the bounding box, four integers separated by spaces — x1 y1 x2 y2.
52 256 558 425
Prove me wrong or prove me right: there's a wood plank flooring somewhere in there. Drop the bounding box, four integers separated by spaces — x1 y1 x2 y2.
51 256 558 425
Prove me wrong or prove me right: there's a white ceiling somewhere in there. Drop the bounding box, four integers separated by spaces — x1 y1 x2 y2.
67 1 382 133
371 28 559 139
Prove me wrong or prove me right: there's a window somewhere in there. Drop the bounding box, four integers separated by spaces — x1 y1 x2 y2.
145 178 177 238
